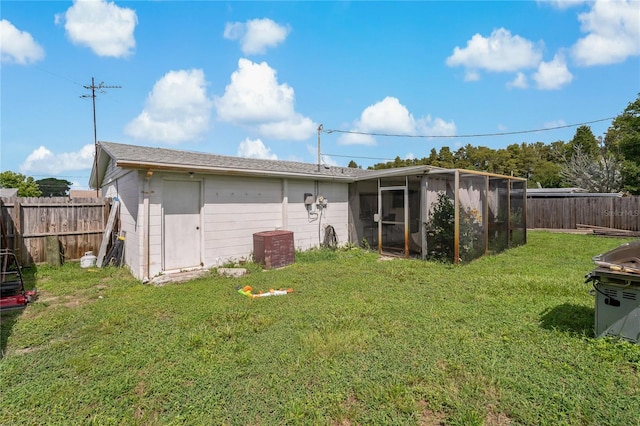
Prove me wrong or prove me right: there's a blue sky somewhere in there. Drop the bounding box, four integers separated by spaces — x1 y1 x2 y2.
1 0 639 189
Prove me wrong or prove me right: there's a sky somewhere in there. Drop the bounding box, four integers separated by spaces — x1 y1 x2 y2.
1 0 639 190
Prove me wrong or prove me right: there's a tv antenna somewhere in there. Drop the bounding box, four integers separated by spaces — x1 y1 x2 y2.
81 77 121 196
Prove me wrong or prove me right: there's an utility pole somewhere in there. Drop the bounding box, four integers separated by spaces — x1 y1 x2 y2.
317 124 323 172
82 77 121 196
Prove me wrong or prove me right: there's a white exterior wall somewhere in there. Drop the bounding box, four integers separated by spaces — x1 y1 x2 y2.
200 175 350 266
103 168 351 279
285 180 349 250
147 174 165 279
102 163 144 279
203 175 284 266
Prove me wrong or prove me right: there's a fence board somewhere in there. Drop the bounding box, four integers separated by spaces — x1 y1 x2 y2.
527 196 640 231
1 197 111 265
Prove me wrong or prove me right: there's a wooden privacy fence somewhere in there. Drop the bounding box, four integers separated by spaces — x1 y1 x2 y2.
527 196 640 231
0 197 111 266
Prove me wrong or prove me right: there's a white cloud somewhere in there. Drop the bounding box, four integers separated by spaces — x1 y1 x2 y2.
533 54 574 89
0 20 45 64
507 72 528 89
543 119 567 128
215 59 293 123
572 0 640 66
464 70 481 82
215 58 316 140
338 97 456 145
537 0 588 9
321 154 339 167
337 132 376 146
237 138 277 160
57 0 137 57
224 18 290 55
405 153 415 161
125 69 213 144
417 115 457 137
358 97 416 134
446 28 543 75
20 144 95 174
257 115 317 141
305 144 338 166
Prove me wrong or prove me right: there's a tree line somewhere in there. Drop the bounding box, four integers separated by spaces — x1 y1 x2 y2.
0 172 72 197
349 93 640 195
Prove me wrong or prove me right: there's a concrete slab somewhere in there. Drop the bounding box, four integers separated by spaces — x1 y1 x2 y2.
149 269 211 286
217 268 248 278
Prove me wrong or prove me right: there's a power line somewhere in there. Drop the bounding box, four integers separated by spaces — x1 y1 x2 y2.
323 116 615 139
81 77 121 196
34 65 85 87
322 153 397 162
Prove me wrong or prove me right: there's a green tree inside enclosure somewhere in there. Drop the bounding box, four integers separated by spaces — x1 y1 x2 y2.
36 178 72 197
0 171 42 197
352 94 640 194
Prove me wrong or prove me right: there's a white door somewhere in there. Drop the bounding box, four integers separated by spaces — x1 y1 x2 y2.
163 180 201 270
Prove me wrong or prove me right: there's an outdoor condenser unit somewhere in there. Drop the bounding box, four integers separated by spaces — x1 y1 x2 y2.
585 240 640 343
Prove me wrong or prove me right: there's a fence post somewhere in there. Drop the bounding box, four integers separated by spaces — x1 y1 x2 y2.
609 197 614 228
45 235 61 266
13 199 23 265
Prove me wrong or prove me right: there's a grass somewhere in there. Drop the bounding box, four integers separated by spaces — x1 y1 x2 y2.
1 232 639 425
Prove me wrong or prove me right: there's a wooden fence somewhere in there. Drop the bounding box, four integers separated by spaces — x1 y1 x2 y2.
527 196 640 231
1 197 111 266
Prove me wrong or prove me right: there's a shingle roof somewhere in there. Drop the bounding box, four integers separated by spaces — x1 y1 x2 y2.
99 141 373 181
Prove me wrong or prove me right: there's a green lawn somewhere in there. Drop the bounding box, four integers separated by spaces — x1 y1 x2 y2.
1 232 639 425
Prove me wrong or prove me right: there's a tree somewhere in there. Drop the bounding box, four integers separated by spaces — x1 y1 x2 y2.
606 93 640 194
36 178 72 197
0 171 42 197
560 145 623 193
436 147 455 168
568 125 600 158
427 148 438 165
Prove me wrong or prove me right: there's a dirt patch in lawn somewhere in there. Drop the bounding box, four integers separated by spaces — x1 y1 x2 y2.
485 404 512 425
418 401 446 425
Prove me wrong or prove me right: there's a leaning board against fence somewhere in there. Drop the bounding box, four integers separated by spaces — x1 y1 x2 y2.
0 197 111 265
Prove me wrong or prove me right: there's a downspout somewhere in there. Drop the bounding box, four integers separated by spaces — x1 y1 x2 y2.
454 170 460 264
507 179 511 248
143 169 153 282
420 175 428 260
377 179 382 254
281 178 288 229
403 175 409 258
484 176 489 256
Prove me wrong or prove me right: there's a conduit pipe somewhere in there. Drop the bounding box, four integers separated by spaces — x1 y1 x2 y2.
143 169 152 282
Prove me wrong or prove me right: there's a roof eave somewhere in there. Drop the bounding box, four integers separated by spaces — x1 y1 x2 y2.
115 160 360 181
352 165 434 181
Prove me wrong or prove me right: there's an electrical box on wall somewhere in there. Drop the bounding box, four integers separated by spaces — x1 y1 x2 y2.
304 193 314 205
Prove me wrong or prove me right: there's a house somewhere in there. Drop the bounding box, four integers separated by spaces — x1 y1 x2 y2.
0 188 19 198
90 142 526 280
69 189 100 199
